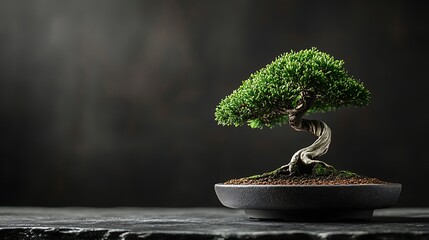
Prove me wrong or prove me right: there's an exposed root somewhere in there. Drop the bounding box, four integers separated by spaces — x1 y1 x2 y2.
247 164 289 180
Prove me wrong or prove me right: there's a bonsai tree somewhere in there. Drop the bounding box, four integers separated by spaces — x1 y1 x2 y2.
215 48 370 177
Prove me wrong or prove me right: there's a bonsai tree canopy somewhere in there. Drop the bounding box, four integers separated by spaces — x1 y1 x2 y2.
215 48 370 176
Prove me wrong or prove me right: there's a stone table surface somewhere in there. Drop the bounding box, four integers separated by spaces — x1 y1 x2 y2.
0 207 429 239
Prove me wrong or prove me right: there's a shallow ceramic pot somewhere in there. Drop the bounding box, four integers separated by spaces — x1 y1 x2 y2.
215 183 402 220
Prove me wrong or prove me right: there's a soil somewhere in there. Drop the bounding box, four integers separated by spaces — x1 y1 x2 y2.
224 164 387 185
225 175 386 185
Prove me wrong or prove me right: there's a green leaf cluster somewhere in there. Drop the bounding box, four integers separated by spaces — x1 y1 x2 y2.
215 48 370 128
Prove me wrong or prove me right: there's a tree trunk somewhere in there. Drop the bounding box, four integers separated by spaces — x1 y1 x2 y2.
283 90 333 175
247 90 334 179
287 119 332 174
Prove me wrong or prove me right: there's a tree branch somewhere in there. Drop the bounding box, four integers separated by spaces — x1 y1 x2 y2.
288 90 316 132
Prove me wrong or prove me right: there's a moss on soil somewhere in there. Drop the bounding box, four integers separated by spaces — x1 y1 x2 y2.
225 163 386 185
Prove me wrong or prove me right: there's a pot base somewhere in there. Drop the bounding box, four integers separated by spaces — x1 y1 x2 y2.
245 209 373 221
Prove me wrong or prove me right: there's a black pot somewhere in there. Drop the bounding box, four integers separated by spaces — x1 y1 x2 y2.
215 183 402 220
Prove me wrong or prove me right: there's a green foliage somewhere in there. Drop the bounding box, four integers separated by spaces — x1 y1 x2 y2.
215 48 371 128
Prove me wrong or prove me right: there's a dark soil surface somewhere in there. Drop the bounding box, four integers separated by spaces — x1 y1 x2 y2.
225 175 386 185
224 164 387 185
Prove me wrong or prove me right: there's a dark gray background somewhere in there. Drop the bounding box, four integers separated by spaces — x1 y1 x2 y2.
0 0 428 207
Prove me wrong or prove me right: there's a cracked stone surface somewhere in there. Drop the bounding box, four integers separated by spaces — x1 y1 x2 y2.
0 207 429 239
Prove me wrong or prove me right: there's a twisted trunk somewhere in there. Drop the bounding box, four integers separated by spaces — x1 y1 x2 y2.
248 90 333 179
286 119 332 175
282 90 333 175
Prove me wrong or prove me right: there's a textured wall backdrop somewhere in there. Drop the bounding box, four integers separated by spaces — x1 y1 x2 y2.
0 0 428 207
